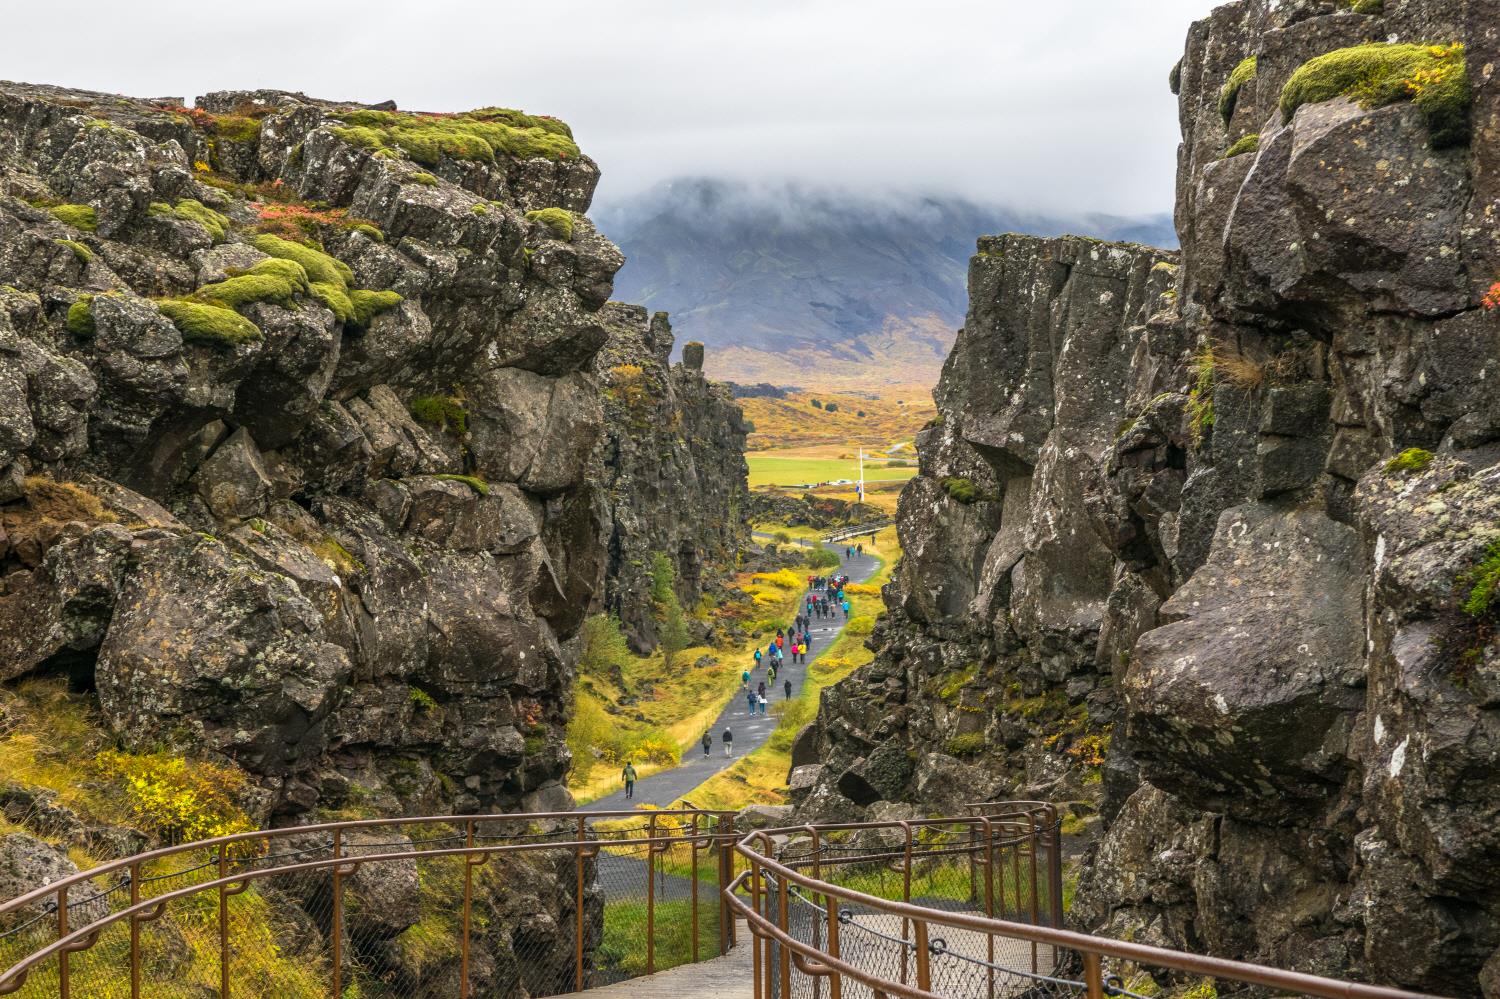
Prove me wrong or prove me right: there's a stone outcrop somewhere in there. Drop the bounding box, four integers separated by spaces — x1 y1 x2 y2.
799 1 1500 993
591 304 749 652
0 80 625 822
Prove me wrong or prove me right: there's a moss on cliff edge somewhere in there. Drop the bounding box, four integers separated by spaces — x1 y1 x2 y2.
157 299 263 347
1223 133 1260 158
331 107 579 166
1281 42 1469 147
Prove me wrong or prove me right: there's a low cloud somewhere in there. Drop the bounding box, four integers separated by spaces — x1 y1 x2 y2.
2 0 1220 215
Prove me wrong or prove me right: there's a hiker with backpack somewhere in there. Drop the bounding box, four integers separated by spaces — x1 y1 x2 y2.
784 678 793 700
621 760 637 800
702 732 712 757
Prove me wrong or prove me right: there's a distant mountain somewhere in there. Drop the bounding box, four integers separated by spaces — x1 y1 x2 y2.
593 178 1176 388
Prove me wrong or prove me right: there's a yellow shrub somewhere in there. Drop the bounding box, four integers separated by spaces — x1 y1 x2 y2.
631 736 681 766
751 569 802 590
93 750 255 844
844 583 881 596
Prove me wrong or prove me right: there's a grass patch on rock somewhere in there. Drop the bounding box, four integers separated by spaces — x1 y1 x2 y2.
47 203 97 231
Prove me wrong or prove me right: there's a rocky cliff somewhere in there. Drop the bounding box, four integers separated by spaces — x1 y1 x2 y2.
0 81 625 823
797 1 1500 993
591 304 749 652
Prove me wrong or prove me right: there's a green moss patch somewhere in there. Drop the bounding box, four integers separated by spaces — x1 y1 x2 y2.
48 203 97 232
525 207 575 241
149 199 230 242
330 107 579 167
409 394 468 434
157 299 263 347
250 234 355 288
1384 447 1434 474
945 733 985 757
409 171 439 186
1220 56 1258 126
1223 133 1260 158
66 296 96 337
433 473 489 495
1280 42 1469 147
193 258 310 310
940 476 995 504
350 288 402 329
54 238 92 264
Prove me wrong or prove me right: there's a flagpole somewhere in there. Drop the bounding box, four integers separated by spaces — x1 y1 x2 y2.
858 447 864 503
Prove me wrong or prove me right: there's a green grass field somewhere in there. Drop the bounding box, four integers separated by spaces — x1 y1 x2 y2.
746 452 917 490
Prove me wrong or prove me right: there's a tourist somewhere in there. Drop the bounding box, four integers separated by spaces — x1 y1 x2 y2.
723 729 734 756
621 760 637 800
742 668 751 689
842 598 850 620
746 689 756 716
701 732 712 758
784 678 793 700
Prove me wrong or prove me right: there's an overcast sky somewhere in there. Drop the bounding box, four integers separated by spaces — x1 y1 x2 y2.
2 1 1220 216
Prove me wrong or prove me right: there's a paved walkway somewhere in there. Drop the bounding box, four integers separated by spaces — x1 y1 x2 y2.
580 538 880 811
558 921 754 998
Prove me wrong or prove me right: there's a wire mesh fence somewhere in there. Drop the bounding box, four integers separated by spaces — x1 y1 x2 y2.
0 809 740 998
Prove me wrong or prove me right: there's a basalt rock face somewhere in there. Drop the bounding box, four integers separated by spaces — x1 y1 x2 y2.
591 304 749 652
801 0 1500 993
0 80 626 823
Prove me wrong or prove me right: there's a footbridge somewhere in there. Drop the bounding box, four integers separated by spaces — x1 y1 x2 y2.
0 803 1439 998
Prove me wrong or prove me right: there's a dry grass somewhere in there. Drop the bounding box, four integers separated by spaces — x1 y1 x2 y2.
740 389 934 452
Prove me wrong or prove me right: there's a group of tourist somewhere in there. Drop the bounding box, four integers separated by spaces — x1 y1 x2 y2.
807 573 852 620
623 557 867 795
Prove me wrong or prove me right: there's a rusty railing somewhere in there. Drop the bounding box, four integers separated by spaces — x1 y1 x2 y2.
0 807 737 998
728 801 1445 999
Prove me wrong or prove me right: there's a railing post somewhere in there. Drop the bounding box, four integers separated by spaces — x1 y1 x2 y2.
777 860 792 999
55 885 68 999
751 853 764 999
899 822 913 987
330 830 343 999
1029 811 1041 973
691 814 700 965
719 815 734 954
824 894 842 999
461 819 475 999
1048 807 1064 929
809 828 823 999
575 815 586 991
217 841 229 999
981 819 996 999
646 812 657 977
913 919 932 993
129 860 141 999
1083 951 1106 999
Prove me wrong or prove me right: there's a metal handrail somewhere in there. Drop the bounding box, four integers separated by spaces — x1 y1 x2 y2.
0 807 739 997
730 811 1445 999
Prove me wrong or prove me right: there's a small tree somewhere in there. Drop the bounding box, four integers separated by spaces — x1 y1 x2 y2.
650 552 689 668
810 399 823 410
825 402 839 413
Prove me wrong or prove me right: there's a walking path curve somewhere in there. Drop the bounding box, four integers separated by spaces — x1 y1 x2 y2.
580 537 879 811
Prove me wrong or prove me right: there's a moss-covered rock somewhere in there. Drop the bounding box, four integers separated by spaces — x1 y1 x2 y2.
54 238 92 264
150 199 230 242
1281 42 1469 147
1384 447 1434 474
1219 56 1257 125
157 299 263 347
47 203 97 232
66 296 95 337
250 234 354 288
1223 133 1259 158
525 207 575 242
